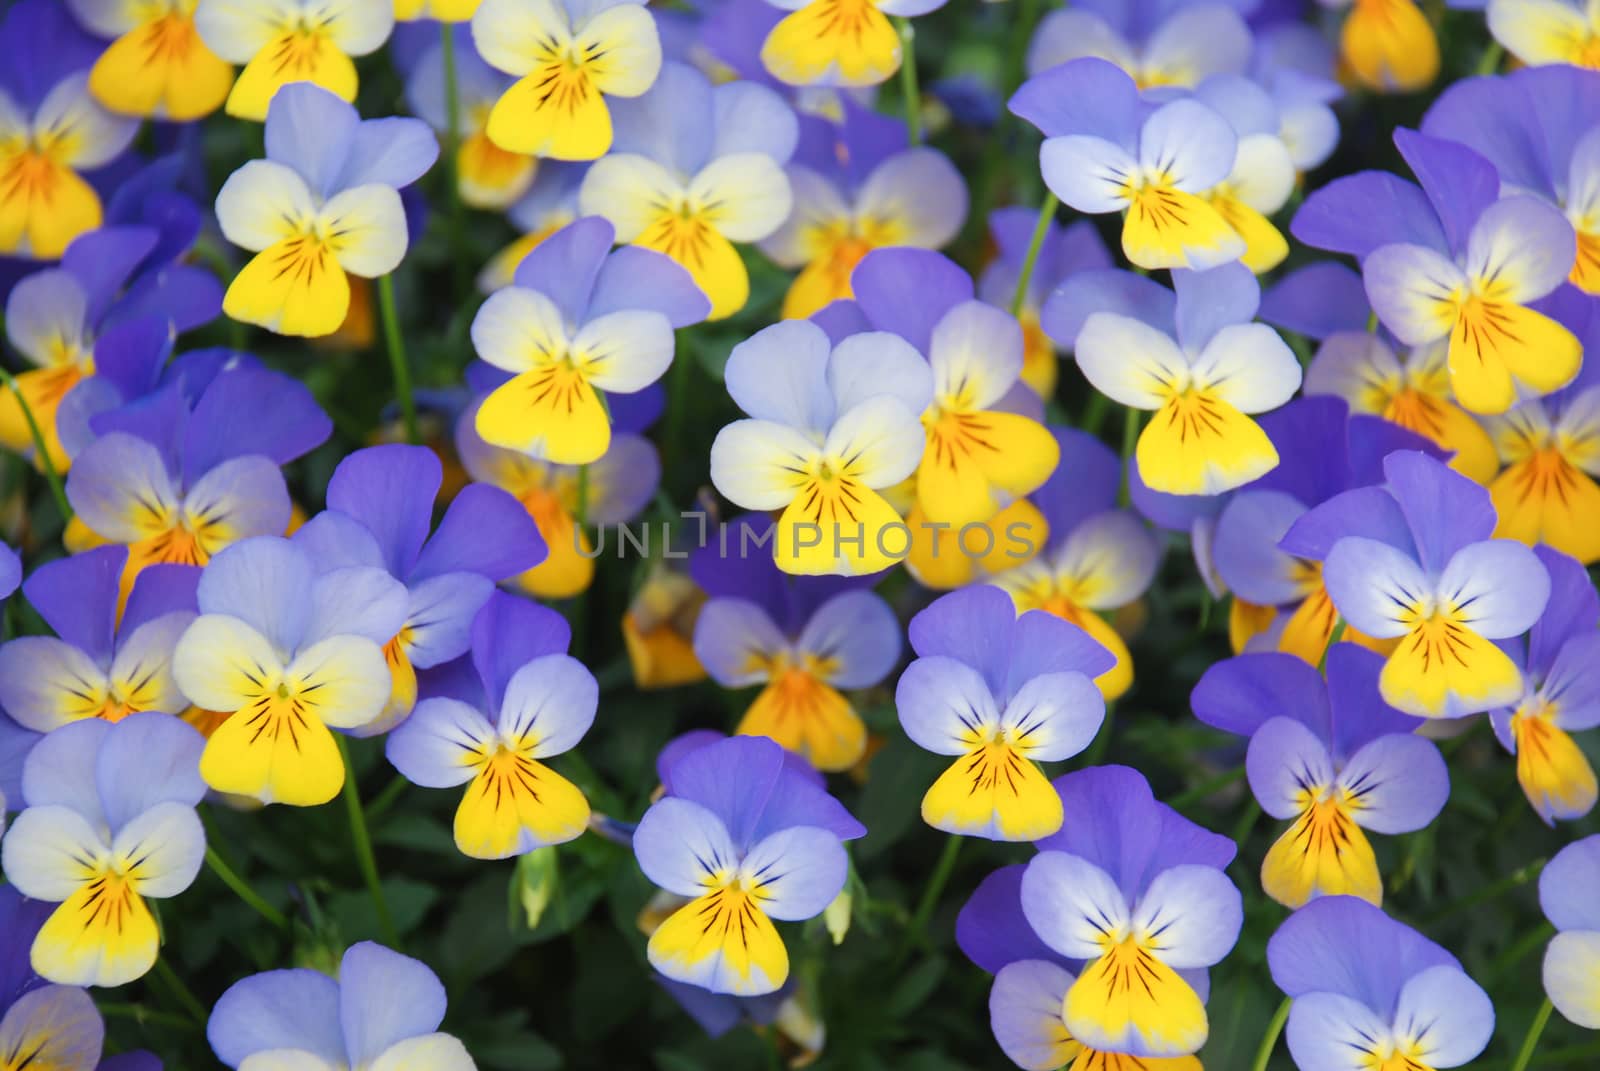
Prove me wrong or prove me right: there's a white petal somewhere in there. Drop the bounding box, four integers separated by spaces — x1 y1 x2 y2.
216 161 317 253
710 419 819 511
579 154 682 243
689 154 793 243
1074 312 1188 409
321 185 408 278
1039 135 1137 215
574 310 674 393
112 802 205 899
471 286 568 374
1189 323 1302 413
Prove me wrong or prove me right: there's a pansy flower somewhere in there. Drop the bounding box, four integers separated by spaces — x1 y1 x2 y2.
293 444 546 735
1320 0 1441 92
66 362 331 592
1424 65 1600 294
208 941 476 1069
1207 395 1440 664
456 374 661 599
213 82 438 337
1488 0 1600 71
68 0 234 120
580 62 796 319
623 564 707 691
1269 897 1495 1071
977 209 1111 398
991 428 1161 701
469 215 707 464
1262 261 1500 484
896 585 1111 841
0 547 196 732
405 29 530 209
0 0 137 261
1019 765 1241 1057
1303 450 1551 719
1025 0 1252 88
955 767 1232 1068
758 105 966 319
690 515 899 772
1193 645 1448 908
757 0 945 87
171 536 407 805
1010 58 1245 271
194 0 393 120
838 249 1061 532
709 319 931 576
1540 835 1600 1028
3 226 221 471
0 887 120 1071
1490 546 1600 823
476 162 585 292
1294 129 1580 416
1070 262 1302 496
471 0 661 159
387 592 595 859
1 713 206 986
633 735 864 995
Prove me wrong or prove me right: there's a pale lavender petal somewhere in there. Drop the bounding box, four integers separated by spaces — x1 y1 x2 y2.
1291 172 1448 259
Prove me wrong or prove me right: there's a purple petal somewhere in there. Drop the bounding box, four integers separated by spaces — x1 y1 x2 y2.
1345 414 1445 486
403 573 495 669
1173 263 1259 354
335 117 439 192
1247 716 1336 819
1529 545 1600 676
411 483 546 582
586 246 709 328
121 564 200 638
1127 459 1226 532
183 365 332 484
1259 262 1370 340
1007 610 1117 698
0 545 18 601
91 316 171 400
112 264 223 335
196 537 313 653
264 82 357 199
906 585 1018 697
95 712 206 832
689 514 788 623
468 591 571 711
0 882 51 1008
292 512 387 573
1191 652 1329 741
1251 396 1356 507
1421 74 1552 194
1008 57 1141 147
1393 128 1501 258
1031 426 1121 538
62 226 158 323
956 864 1062 973
326 445 443 579
810 300 873 346
1324 643 1424 761
1040 268 1175 350
1541 835 1600 931
207 969 344 1068
510 216 614 326
851 248 974 354
21 545 122 662
338 942 447 1069
1278 486 1414 562
1384 450 1496 574
1290 172 1448 259
1268 895 1456 1010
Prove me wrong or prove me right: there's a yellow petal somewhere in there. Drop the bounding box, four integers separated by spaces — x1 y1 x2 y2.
1137 392 1279 495
1212 194 1289 274
0 365 81 470
224 237 352 338
454 751 590 859
486 67 613 160
1261 797 1383 909
648 887 789 996
917 411 1059 527
1122 186 1244 272
1513 712 1599 823
226 31 358 122
1491 450 1600 564
476 367 611 465
922 741 1064 841
516 490 596 598
458 130 538 209
622 610 706 690
1449 300 1582 416
199 698 346 806
737 670 866 772
90 13 234 121
1381 388 1500 484
1229 598 1275 654
636 214 749 321
0 153 101 259
32 876 159 987
1381 616 1523 718
774 477 909 576
1340 0 1438 92
760 0 900 87
1065 942 1208 1057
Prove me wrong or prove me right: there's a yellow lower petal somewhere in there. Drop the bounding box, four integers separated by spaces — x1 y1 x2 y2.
1261 795 1383 909
476 367 611 465
458 129 538 209
1212 195 1289 275
32 874 159 987
0 364 81 470
1513 712 1599 823
1491 449 1600 564
1065 941 1209 1057
486 66 612 160
1229 598 1275 654
1020 313 1059 398
775 477 909 576
636 213 748 320
1381 615 1523 718
737 669 866 772
1122 185 1244 272
782 236 873 320
226 31 358 122
1341 0 1439 92
918 410 1059 526
454 749 590 858
224 237 352 338
90 14 234 120
0 152 101 259
516 489 595 599
1449 299 1581 416
199 697 346 806
922 740 1064 841
622 610 706 689
648 887 789 996
1138 392 1279 496
1381 388 1500 485
1573 228 1600 295
760 0 900 87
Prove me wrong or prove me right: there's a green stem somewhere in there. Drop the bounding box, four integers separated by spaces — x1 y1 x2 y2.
1510 999 1554 1071
1485 921 1556 985
895 835 962 965
98 1002 199 1031
152 956 207 1026
1117 406 1141 507
1251 997 1292 1071
1081 391 1109 436
376 275 420 445
1365 310 1379 334
439 22 469 291
1426 857 1546 925
1318 619 1347 674
335 735 400 949
1009 193 1059 316
0 368 71 523
1477 41 1504 77
896 18 921 144
205 848 290 932
576 463 590 527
